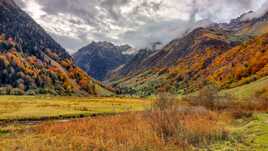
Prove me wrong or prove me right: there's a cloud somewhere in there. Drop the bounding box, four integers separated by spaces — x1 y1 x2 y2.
241 0 268 20
14 0 267 52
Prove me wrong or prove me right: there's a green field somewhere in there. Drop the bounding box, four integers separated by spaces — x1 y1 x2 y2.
222 76 268 98
210 114 268 151
0 96 150 121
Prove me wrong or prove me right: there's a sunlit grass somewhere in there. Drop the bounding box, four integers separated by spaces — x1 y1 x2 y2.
0 94 267 150
222 76 268 99
0 96 150 121
209 113 268 151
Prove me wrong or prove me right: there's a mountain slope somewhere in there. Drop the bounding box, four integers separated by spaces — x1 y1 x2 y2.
73 42 134 81
0 0 68 59
0 0 113 96
108 48 158 80
111 11 268 96
208 33 268 88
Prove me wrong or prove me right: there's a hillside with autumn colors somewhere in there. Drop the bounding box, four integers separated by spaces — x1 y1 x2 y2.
110 11 268 96
0 0 113 96
0 1 268 151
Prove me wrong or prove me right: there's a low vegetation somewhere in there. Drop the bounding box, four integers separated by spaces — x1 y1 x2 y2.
0 96 149 121
222 76 268 98
0 88 267 150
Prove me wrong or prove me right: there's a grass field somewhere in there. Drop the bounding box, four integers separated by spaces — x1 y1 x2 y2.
0 96 150 121
0 108 267 150
222 76 268 98
0 91 267 150
209 113 268 151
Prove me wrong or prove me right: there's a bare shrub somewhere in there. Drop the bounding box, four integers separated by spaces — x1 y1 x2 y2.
241 95 268 112
153 92 178 111
252 89 268 111
187 86 234 111
255 88 268 98
146 106 228 148
231 110 253 119
146 92 229 149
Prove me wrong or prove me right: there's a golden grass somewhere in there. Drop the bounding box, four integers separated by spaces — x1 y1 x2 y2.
0 92 267 151
0 108 230 151
0 96 150 121
0 93 232 151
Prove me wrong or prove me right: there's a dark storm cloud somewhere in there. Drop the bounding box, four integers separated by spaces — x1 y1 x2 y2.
31 0 163 31
14 0 268 53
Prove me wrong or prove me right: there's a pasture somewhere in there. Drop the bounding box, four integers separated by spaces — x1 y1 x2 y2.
0 96 150 121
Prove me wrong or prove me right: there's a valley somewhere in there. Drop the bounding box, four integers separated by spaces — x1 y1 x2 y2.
0 0 267 150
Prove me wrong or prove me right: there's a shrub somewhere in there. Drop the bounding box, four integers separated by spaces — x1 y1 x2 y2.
10 88 25 95
26 90 36 95
244 95 268 111
153 92 178 111
0 87 10 95
255 88 268 98
187 86 234 110
146 105 228 148
146 92 229 148
231 110 253 119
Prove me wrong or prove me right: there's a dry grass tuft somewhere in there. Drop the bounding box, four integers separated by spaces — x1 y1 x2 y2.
185 86 268 113
146 93 229 150
186 86 234 111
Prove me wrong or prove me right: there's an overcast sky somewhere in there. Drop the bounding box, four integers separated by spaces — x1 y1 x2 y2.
14 0 267 54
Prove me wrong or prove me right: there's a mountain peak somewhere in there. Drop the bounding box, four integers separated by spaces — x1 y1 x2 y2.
80 41 132 55
73 42 135 81
91 41 115 48
230 11 254 23
237 9 268 22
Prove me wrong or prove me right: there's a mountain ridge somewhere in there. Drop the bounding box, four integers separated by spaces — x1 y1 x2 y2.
0 0 113 96
109 10 268 96
73 41 134 81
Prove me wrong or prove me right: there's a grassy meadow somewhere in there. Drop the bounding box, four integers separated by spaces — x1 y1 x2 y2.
0 96 150 121
1 112 267 151
222 76 268 99
0 89 267 150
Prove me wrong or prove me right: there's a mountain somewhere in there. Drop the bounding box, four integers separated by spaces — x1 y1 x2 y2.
0 0 113 96
0 0 69 59
207 33 268 88
73 41 134 81
110 11 268 96
108 48 160 80
216 11 268 35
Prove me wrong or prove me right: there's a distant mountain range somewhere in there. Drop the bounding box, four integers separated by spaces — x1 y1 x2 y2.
0 0 113 96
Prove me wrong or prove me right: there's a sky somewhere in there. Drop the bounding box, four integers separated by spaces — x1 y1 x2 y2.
14 0 268 54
